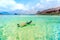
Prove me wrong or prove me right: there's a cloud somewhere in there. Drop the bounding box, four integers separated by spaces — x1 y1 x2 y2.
46 0 53 2
39 0 59 8
0 0 29 11
57 0 60 1
0 0 60 13
12 4 29 11
0 0 46 11
35 3 44 9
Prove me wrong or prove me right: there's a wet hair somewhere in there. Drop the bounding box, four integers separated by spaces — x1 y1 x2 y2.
17 24 20 27
26 20 32 24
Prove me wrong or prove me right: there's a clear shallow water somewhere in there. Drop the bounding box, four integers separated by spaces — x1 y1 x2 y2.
0 15 60 40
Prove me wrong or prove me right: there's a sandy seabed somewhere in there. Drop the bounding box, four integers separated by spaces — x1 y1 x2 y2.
0 15 60 40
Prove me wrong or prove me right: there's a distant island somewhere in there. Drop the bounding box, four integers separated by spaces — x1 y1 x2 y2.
36 7 60 15
0 7 60 15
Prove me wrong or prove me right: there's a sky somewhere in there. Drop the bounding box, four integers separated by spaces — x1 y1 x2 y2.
0 0 60 13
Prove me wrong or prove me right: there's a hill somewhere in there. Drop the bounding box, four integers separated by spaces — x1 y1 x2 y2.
36 7 60 15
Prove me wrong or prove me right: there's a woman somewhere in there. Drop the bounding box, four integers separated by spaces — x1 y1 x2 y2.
17 20 32 27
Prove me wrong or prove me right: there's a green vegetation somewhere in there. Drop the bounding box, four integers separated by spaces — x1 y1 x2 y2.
36 11 60 15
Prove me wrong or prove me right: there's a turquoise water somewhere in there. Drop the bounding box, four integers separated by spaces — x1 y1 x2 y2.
0 15 60 40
